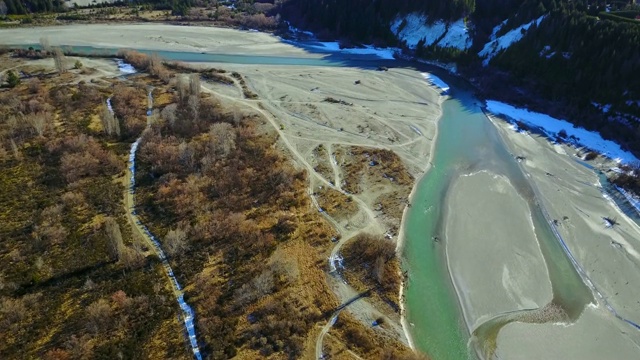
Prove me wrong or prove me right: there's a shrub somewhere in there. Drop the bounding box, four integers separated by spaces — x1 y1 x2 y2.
6 70 19 88
584 151 598 161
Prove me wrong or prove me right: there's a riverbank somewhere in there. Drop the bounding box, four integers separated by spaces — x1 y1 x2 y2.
486 113 640 358
0 23 317 58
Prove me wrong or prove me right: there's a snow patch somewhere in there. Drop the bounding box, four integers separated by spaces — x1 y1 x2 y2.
285 20 315 38
421 72 449 93
391 13 446 49
479 15 547 66
614 185 640 216
486 100 639 164
592 102 612 114
310 42 397 60
116 59 136 74
437 19 472 50
489 20 507 41
106 97 114 114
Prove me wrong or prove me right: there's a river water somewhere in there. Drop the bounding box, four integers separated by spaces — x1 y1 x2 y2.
401 80 596 359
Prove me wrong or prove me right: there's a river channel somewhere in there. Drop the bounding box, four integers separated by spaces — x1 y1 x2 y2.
401 78 597 360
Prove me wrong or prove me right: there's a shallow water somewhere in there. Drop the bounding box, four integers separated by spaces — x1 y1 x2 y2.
402 80 593 359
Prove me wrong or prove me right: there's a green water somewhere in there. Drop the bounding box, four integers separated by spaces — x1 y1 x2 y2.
17 44 398 68
402 81 593 359
402 87 493 360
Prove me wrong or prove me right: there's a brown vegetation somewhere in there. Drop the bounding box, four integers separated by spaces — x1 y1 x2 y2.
231 71 259 99
315 186 359 220
342 234 402 312
117 50 172 83
134 74 340 359
311 143 334 183
328 312 423 359
339 146 414 195
0 55 188 359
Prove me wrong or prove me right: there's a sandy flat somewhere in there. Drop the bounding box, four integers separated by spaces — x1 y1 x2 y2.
489 116 640 357
0 24 318 57
497 305 640 359
445 170 552 330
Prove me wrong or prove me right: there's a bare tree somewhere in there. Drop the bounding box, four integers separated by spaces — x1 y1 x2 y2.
0 1 8 17
165 227 188 256
178 141 196 171
104 217 124 261
120 246 145 270
270 248 300 285
26 111 52 137
52 48 66 74
0 297 27 329
148 53 170 82
9 138 20 160
189 73 201 99
161 103 177 127
373 256 385 284
39 37 50 51
209 122 236 158
177 75 189 104
64 335 94 359
188 95 200 122
234 269 275 308
100 104 120 137
85 299 112 334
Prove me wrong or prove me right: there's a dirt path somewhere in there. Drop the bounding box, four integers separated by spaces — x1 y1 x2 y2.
327 143 342 190
201 78 417 359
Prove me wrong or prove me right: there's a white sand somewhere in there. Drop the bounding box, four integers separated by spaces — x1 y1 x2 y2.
445 170 553 330
497 305 640 359
489 116 640 358
0 24 317 57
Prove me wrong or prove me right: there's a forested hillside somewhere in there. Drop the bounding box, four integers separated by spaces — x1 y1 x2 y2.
280 0 475 41
490 8 640 150
1 0 63 14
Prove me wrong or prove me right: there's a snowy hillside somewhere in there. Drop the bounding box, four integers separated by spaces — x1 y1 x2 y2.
478 15 547 66
391 14 446 49
436 19 472 50
391 13 471 50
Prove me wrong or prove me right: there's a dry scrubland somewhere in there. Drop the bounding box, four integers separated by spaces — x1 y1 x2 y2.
0 51 189 359
0 35 438 359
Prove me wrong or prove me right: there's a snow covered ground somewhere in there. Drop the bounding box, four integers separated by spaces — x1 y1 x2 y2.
391 13 446 49
486 100 639 164
116 59 136 74
308 42 398 60
479 15 547 66
421 72 449 93
614 185 640 215
436 19 472 50
390 13 471 50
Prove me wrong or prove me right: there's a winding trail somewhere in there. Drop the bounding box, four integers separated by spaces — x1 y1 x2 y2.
118 89 203 360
